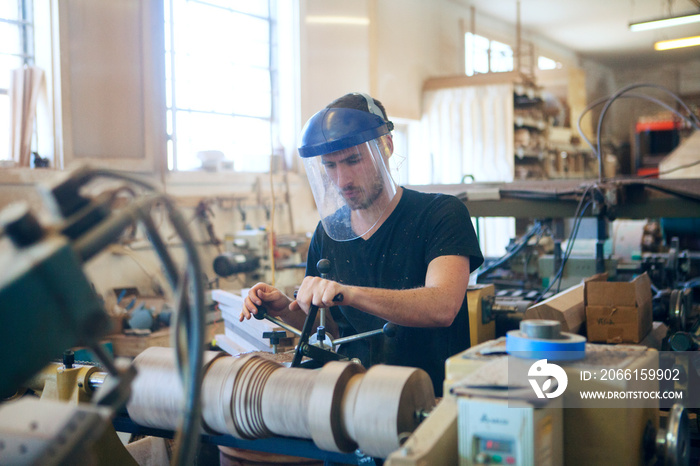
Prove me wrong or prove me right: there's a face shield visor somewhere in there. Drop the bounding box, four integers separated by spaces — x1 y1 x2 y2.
302 138 397 241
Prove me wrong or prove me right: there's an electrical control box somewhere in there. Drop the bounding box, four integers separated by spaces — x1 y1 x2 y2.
458 395 563 466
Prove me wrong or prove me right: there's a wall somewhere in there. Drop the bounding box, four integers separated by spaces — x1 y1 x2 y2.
297 0 606 126
298 0 372 125
373 0 441 120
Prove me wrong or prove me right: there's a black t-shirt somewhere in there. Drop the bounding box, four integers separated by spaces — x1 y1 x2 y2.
305 188 484 395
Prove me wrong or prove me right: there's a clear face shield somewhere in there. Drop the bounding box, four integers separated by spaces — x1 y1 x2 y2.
303 137 397 241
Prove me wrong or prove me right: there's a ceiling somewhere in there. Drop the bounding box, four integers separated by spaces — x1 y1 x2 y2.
461 0 700 66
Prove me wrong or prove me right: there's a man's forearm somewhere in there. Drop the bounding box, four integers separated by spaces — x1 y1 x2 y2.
344 285 463 328
292 255 470 328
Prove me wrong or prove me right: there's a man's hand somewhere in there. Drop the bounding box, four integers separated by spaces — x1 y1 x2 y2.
240 282 292 321
291 276 346 313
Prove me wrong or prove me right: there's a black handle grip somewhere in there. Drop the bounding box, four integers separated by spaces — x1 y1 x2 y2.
317 258 331 276
383 322 397 338
253 305 267 320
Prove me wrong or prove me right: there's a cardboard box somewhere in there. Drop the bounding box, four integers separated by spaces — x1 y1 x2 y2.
585 273 653 344
524 273 607 335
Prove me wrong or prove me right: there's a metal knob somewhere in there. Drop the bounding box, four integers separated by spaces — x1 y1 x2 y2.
63 350 75 369
317 258 331 277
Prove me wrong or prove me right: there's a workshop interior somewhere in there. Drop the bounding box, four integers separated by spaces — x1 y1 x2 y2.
2 0 700 465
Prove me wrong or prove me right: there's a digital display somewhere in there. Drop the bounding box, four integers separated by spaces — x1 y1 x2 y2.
479 438 513 453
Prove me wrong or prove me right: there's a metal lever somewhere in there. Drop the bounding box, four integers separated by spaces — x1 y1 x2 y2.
290 287 346 368
316 259 331 338
253 306 302 337
291 304 320 367
333 322 397 346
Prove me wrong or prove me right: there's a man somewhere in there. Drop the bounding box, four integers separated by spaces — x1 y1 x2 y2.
240 93 483 395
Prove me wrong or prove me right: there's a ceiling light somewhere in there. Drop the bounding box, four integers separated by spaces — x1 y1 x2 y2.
629 13 700 31
306 16 369 26
654 35 700 50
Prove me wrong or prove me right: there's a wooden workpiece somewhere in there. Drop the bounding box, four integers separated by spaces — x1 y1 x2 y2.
127 347 436 458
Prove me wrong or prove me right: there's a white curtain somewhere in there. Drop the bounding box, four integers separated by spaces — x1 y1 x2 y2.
417 84 516 257
9 66 44 167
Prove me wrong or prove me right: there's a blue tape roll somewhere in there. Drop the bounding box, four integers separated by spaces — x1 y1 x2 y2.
506 330 586 361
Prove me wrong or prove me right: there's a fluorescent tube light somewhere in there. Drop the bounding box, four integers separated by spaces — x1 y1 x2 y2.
629 13 700 31
306 16 370 26
654 35 700 50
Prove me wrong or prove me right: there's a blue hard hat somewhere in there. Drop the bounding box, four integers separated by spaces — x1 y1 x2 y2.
298 107 390 158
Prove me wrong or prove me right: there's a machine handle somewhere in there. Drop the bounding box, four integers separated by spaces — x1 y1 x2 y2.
333 321 398 346
317 258 332 277
253 305 302 337
291 304 319 367
253 306 267 320
382 322 397 338
289 292 344 367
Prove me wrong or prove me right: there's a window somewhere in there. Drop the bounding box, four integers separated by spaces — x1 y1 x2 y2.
538 56 561 70
465 32 513 76
466 33 563 76
0 0 33 161
165 0 276 172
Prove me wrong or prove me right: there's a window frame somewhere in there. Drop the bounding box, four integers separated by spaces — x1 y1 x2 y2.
164 0 278 173
0 0 35 162
465 32 514 77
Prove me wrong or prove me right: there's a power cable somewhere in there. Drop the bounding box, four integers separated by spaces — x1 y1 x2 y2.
535 183 598 301
576 84 700 182
82 168 204 466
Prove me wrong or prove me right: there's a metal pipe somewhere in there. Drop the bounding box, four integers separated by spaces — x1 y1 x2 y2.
333 328 385 346
88 372 108 390
265 315 303 337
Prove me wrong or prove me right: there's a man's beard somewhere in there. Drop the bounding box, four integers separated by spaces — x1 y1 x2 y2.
344 177 385 210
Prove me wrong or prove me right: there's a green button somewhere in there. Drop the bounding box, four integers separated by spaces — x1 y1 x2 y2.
492 455 502 463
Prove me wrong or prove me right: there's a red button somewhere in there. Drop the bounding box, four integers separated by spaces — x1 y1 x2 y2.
506 457 516 464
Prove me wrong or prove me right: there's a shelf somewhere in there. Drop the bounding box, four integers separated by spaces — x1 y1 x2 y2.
515 150 544 160
514 117 547 130
514 95 543 107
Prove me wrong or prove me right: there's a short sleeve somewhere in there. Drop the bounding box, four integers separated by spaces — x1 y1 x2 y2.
305 222 325 277
424 195 484 272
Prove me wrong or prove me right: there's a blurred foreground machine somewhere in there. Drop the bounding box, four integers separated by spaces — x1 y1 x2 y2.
0 167 207 465
0 167 437 465
386 320 690 466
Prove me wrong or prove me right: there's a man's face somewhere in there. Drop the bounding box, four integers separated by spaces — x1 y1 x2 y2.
321 144 384 210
